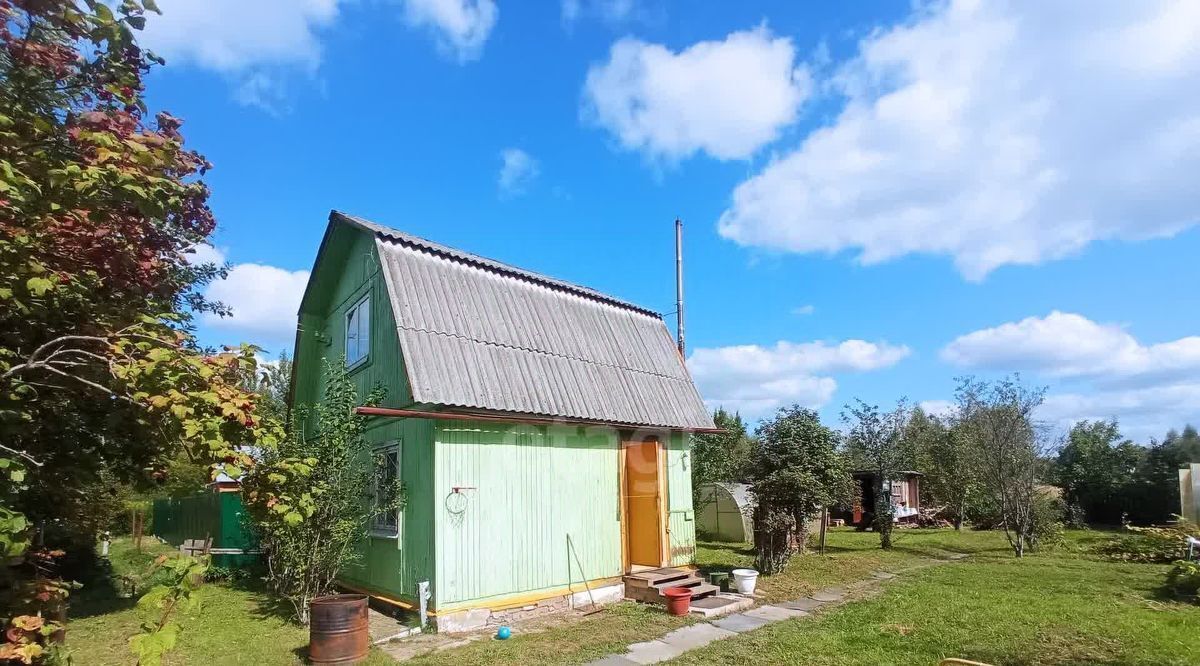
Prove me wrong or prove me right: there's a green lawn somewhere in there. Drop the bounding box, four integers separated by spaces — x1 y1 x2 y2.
66 538 393 666
412 529 1016 665
696 528 1007 604
67 530 1200 665
673 531 1200 665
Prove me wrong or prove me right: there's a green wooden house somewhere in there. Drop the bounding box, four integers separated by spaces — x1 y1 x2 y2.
290 211 716 631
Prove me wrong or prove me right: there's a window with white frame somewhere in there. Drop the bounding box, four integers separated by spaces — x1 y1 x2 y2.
345 295 370 367
371 443 400 536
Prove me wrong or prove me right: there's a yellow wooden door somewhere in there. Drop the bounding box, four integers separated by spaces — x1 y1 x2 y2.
624 439 664 567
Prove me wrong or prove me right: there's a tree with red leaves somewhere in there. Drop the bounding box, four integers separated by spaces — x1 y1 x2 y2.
0 0 278 605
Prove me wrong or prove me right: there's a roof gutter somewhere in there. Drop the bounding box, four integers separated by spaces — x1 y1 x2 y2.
354 406 724 434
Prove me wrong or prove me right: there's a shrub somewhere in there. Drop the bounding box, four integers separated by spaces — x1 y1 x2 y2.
1096 521 1196 563
965 493 1005 530
748 405 853 573
1166 560 1200 600
203 565 255 584
1063 501 1089 530
242 360 405 624
1027 494 1065 552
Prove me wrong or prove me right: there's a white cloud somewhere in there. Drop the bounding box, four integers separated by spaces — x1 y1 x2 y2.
203 263 310 345
791 304 815 316
939 311 1200 440
498 148 540 196
941 311 1200 386
186 244 227 266
1040 384 1200 442
582 26 812 161
139 0 494 110
233 73 293 115
918 400 955 420
562 0 638 27
718 0 1200 279
687 339 910 420
139 0 340 72
400 0 498 62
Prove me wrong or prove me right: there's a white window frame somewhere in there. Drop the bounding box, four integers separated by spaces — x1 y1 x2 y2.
345 294 370 369
370 442 401 538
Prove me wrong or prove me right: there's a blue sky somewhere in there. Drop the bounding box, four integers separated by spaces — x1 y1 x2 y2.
149 1 1200 441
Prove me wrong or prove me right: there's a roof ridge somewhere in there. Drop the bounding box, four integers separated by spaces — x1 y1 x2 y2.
398 324 692 384
332 210 663 318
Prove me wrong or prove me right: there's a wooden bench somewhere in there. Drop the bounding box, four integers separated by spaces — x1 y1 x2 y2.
179 537 212 556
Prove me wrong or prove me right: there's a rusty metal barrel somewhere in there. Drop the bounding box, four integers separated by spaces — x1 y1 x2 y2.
309 594 369 665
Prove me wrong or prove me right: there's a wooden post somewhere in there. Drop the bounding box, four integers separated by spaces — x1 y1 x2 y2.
132 509 144 552
819 506 829 555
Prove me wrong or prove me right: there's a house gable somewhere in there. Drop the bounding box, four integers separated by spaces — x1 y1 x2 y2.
290 217 433 605
292 220 413 409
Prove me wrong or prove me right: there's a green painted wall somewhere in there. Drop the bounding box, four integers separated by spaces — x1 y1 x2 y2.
292 227 412 408
666 433 697 567
291 224 433 604
338 416 434 603
432 422 623 608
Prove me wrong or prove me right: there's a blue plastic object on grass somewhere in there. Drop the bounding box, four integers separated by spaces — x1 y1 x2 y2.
496 626 512 640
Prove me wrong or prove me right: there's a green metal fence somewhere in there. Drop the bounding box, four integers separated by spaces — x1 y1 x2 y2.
152 492 259 568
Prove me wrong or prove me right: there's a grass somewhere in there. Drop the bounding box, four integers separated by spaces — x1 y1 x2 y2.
696 528 1007 603
415 528 1016 665
65 538 393 666
405 601 698 665
69 530 1200 665
671 530 1200 665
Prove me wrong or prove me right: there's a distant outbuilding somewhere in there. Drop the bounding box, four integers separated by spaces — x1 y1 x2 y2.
833 470 923 527
1181 463 1200 524
696 483 754 543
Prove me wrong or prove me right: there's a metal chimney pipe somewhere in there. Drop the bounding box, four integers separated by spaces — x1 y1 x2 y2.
675 218 685 357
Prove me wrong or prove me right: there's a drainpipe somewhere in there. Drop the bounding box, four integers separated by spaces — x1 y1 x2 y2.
417 581 430 628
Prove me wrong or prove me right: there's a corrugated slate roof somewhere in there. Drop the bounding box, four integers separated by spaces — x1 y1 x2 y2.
335 212 714 430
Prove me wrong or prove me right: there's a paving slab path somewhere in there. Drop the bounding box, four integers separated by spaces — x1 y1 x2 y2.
583 552 973 665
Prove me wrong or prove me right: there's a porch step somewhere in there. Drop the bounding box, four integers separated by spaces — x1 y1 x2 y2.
623 568 694 588
623 568 719 605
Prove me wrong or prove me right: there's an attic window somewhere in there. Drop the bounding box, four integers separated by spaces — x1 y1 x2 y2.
345 295 370 368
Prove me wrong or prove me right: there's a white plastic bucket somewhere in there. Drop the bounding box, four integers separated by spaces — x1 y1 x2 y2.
731 568 759 594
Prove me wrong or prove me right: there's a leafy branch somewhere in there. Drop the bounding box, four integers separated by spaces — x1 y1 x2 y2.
128 554 209 666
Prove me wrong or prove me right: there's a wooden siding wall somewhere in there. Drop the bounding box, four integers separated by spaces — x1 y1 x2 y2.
666 432 696 566
432 422 622 609
292 227 432 603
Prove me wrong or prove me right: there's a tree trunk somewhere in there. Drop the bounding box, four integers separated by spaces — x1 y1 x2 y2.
874 476 893 549
753 504 794 575
793 512 808 554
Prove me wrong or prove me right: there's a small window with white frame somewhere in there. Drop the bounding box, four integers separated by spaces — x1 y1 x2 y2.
345 294 370 368
371 443 401 537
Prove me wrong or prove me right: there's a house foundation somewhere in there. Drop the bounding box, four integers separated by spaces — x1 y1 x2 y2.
435 582 626 633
